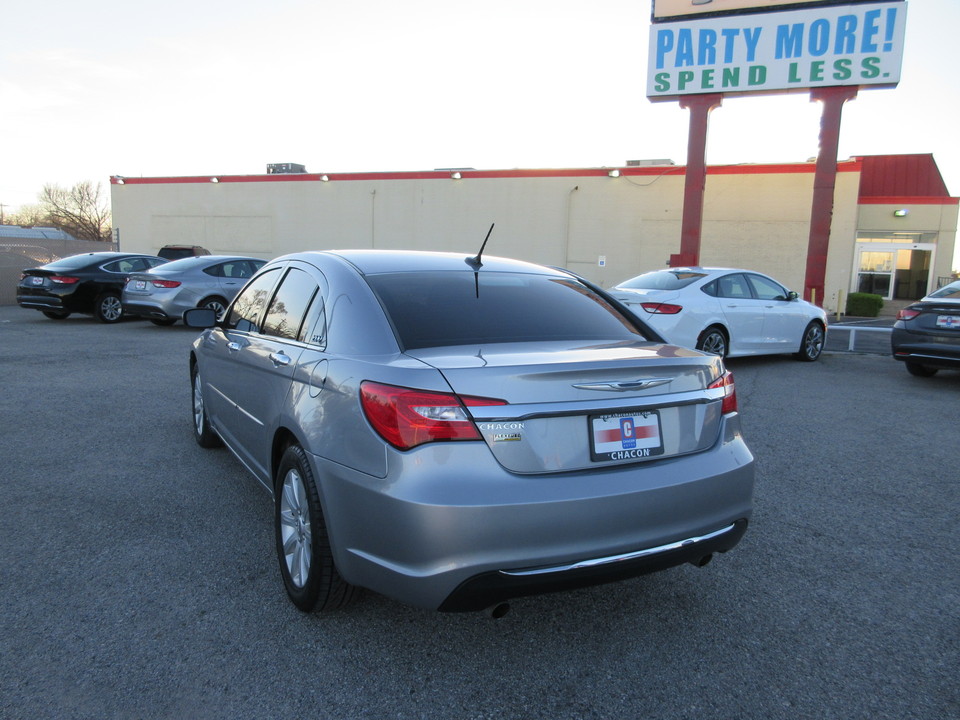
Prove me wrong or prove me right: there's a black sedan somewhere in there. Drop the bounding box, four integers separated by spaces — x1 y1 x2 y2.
17 252 168 323
891 280 960 377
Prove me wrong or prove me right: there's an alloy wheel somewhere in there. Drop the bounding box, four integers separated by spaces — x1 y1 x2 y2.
100 296 122 322
193 373 205 436
700 331 726 357
805 325 824 359
279 469 312 588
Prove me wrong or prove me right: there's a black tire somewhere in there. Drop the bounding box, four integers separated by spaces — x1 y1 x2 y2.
200 296 228 320
275 445 358 612
94 293 123 323
191 364 222 448
150 318 178 327
795 321 825 362
696 326 728 357
906 362 938 377
42 310 71 320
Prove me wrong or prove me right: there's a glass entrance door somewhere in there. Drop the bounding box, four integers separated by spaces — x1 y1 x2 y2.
857 250 894 297
894 249 930 300
854 244 935 301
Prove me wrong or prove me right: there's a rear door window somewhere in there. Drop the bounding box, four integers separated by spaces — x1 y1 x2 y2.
717 274 753 299
262 268 319 340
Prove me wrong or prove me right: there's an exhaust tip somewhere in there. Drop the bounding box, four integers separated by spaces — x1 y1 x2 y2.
485 603 511 619
690 553 714 568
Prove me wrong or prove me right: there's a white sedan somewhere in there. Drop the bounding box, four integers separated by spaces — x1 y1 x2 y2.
610 267 827 361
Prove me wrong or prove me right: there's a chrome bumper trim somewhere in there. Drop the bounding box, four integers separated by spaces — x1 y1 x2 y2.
499 523 736 577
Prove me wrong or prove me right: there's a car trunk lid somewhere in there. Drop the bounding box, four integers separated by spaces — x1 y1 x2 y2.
406 340 728 474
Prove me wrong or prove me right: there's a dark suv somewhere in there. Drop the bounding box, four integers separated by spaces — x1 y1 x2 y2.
158 245 211 260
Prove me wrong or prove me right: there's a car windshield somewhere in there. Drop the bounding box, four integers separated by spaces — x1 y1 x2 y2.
366 271 647 350
618 270 707 290
927 281 960 300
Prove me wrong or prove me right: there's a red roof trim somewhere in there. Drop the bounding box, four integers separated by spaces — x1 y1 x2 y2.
858 196 959 206
110 161 863 186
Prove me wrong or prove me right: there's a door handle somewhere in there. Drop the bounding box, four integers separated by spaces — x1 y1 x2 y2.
269 352 291 367
227 342 241 352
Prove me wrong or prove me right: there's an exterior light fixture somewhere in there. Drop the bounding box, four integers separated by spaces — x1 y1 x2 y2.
608 169 621 178
451 172 462 180
210 177 219 183
893 208 909 217
115 177 124 185
320 175 329 182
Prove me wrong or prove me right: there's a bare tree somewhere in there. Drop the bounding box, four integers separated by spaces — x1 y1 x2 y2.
5 204 48 227
37 181 112 241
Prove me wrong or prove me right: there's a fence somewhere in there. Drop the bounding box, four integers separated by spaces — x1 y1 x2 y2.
0 238 117 305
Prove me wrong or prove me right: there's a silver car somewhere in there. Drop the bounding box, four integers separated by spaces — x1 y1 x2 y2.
185 250 755 614
122 255 266 326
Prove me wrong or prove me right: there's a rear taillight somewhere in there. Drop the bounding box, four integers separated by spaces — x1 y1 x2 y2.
49 276 79 284
360 381 506 450
896 308 920 321
151 279 181 288
708 371 737 414
640 302 682 314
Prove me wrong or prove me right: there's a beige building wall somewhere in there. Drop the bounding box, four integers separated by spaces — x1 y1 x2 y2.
110 162 956 316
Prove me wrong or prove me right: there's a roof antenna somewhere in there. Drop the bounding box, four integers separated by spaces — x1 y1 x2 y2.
466 223 495 269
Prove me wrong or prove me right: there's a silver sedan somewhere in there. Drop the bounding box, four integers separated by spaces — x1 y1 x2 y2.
122 255 265 325
185 250 755 614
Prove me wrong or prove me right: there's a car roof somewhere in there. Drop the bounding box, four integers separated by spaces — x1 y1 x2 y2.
276 249 566 276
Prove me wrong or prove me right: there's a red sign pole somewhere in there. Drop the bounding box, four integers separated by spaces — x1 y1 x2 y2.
804 85 858 305
671 93 723 268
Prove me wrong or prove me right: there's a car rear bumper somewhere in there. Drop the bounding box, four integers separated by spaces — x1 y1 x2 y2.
891 328 960 369
17 293 69 311
121 301 174 320
438 519 748 611
310 414 754 611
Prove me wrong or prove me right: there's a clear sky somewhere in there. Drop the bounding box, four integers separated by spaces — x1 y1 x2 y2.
1 1 957 267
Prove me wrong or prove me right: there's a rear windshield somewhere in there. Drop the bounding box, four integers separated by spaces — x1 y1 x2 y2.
927 282 960 300
42 253 118 270
366 271 647 350
154 257 209 272
618 270 706 291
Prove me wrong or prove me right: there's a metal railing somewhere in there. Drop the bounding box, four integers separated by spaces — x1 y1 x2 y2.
825 325 892 354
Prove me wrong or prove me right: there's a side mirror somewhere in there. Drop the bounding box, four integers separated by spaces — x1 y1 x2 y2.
183 307 218 328
786 291 799 301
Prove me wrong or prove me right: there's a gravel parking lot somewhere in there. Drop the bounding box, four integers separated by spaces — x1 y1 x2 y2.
1 306 957 720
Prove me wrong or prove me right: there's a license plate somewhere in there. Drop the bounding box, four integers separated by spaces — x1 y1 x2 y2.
30 276 43 285
134 280 147 290
936 315 960 329
589 410 663 462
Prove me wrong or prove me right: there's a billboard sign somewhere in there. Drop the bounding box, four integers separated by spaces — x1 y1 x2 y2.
652 0 889 22
647 1 907 98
